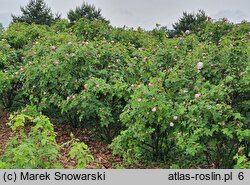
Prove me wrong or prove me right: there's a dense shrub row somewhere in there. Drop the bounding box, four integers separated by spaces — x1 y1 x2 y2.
0 18 249 168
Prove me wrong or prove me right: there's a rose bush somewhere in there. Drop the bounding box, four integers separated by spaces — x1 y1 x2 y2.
0 19 249 168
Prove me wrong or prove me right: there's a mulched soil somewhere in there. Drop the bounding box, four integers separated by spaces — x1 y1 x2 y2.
0 111 12 156
0 110 123 169
55 125 123 169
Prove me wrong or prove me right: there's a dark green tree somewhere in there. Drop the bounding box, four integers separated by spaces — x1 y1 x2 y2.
67 2 109 24
0 23 3 31
173 10 208 36
11 0 60 25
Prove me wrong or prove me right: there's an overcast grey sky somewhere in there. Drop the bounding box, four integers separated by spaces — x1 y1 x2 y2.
0 0 249 29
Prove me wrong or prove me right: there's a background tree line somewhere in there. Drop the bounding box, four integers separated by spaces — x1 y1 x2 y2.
6 0 211 37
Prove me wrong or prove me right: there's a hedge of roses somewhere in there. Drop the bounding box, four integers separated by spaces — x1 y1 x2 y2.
0 18 249 168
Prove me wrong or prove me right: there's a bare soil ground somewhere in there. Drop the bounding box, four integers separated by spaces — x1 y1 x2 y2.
0 111 12 156
55 124 123 169
0 110 124 169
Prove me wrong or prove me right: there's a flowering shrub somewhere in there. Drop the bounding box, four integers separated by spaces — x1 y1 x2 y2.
0 19 249 168
110 23 250 167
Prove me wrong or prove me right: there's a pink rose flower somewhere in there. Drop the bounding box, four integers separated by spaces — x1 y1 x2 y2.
195 93 201 98
148 83 154 87
152 107 157 112
239 72 246 76
197 62 203 70
51 45 56 50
